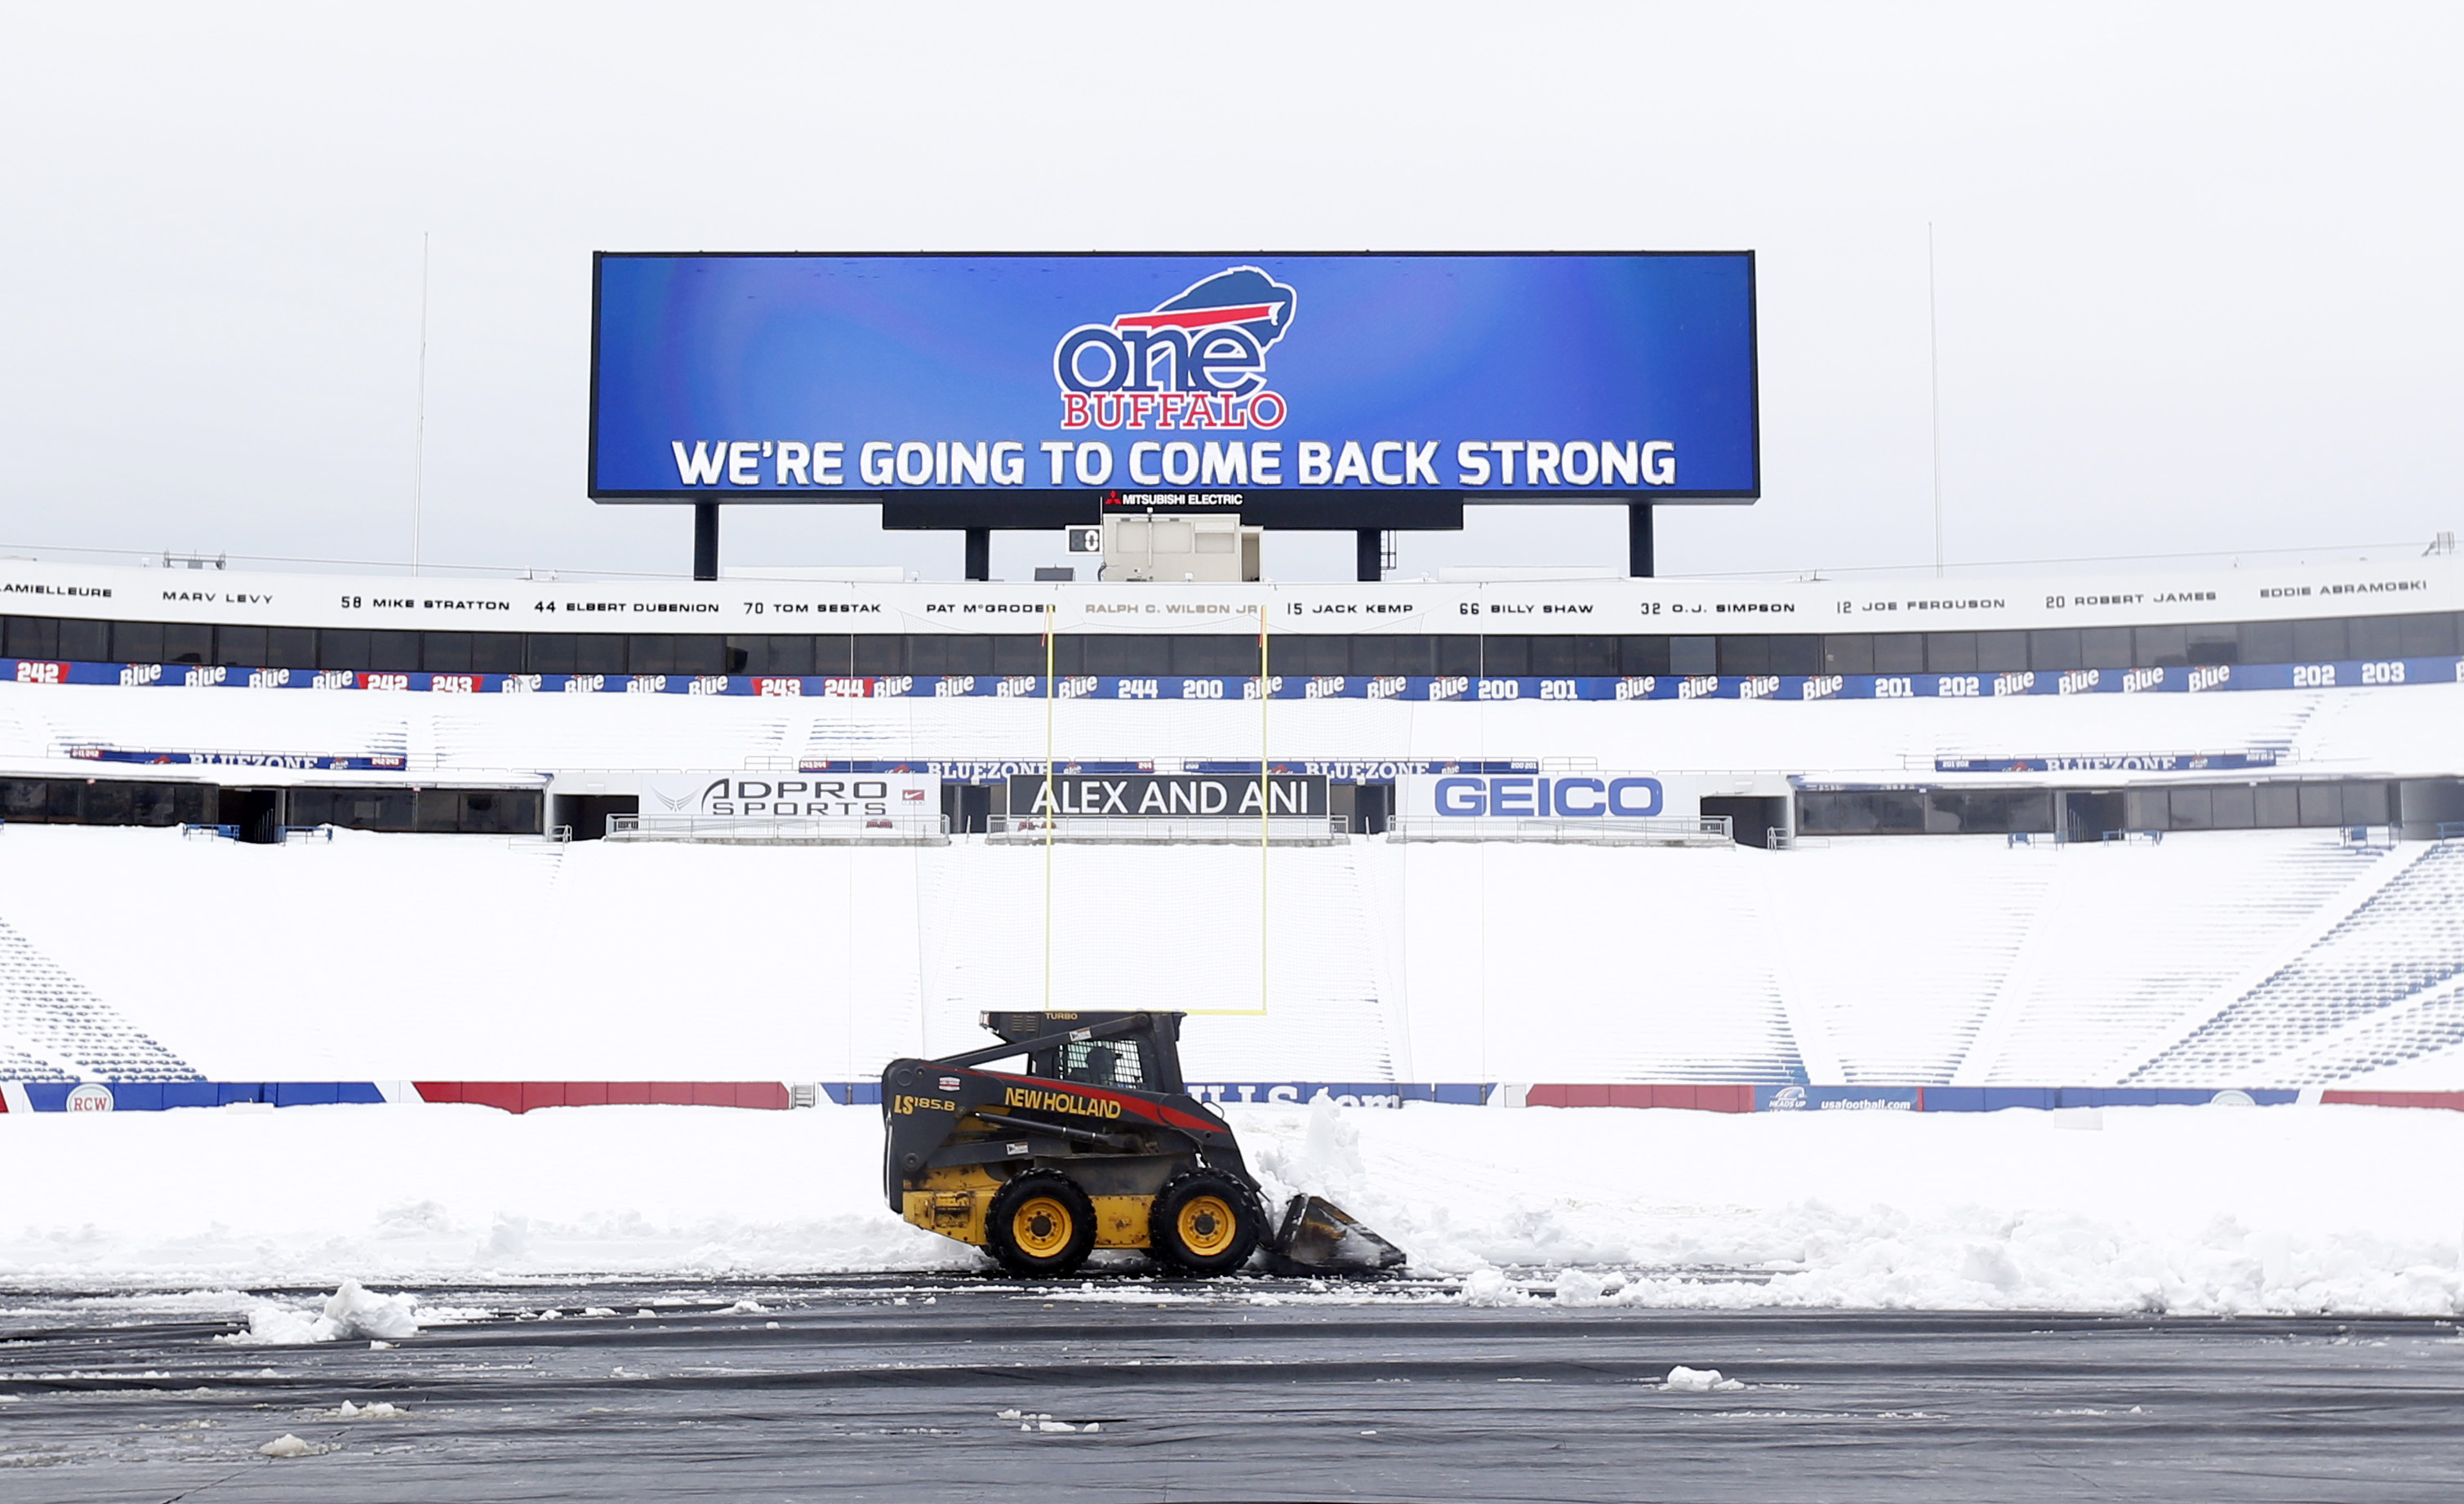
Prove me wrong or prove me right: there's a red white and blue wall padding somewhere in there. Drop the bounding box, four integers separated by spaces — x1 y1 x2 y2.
3 1080 2458 1115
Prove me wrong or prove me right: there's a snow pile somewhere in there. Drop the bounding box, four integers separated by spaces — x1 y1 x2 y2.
1461 1268 1531 1307
1551 1268 1625 1306
320 1399 408 1420
2 1098 2462 1315
221 1280 426 1346
1248 1095 1377 1221
997 1409 1097 1434
257 1435 318 1458
1661 1366 1744 1392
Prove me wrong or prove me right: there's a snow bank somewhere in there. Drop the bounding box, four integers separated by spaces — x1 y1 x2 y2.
1289 1100 2464 1315
0 1101 970 1284
2 1098 2460 1315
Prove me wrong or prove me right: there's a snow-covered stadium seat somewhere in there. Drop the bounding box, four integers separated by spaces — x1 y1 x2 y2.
2128 843 2464 1084
0 914 198 1082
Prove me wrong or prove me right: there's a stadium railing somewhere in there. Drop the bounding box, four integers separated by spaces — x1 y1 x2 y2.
985 814 1345 846
606 813 950 846
1386 815 1732 848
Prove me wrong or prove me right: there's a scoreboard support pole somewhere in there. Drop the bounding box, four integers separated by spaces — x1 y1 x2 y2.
1355 530 1381 583
693 502 720 582
1629 502 1654 578
965 528 992 581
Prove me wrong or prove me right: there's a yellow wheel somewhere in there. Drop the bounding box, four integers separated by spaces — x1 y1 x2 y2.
986 1170 1096 1275
1011 1195 1078 1259
1176 1194 1241 1259
1150 1170 1261 1274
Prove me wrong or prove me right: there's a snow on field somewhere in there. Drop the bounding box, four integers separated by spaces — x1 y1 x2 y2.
2 1098 2458 1315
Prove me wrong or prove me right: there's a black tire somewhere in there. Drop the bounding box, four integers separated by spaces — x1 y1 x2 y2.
1148 1170 1261 1275
985 1170 1097 1277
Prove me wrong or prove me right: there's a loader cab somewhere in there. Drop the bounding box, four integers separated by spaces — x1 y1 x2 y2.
977 1010 1188 1097
1056 1039 1141 1091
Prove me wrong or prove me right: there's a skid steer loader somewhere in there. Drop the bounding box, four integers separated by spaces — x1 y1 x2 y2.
881 1011 1407 1277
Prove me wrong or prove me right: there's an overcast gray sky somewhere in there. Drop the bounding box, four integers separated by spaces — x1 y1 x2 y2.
1 2 2455 584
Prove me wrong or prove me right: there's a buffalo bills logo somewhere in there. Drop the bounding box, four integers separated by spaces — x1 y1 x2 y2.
1054 267 1295 430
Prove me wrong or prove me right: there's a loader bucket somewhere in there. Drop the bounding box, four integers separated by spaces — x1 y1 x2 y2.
1265 1195 1408 1275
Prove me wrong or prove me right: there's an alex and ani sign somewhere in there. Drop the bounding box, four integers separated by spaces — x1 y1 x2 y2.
1004 772 1328 818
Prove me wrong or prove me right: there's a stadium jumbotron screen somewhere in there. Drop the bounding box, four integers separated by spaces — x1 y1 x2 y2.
587 251 1759 529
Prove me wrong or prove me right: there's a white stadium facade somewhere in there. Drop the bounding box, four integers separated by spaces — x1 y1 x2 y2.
2 550 2461 1109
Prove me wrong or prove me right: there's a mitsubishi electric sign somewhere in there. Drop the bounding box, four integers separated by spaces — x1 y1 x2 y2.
589 253 1758 528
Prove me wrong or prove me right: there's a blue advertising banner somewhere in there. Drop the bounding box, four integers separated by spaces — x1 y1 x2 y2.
16 657 2462 702
589 253 1759 526
69 747 407 771
1935 751 2281 774
799 759 1537 782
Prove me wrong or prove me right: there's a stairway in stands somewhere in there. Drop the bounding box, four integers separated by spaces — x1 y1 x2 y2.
0 915 198 1081
2128 841 2464 1084
1961 834 2378 1084
2260 975 2464 1084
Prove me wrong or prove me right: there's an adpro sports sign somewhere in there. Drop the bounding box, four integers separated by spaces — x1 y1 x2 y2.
589 253 1759 528
639 772 937 821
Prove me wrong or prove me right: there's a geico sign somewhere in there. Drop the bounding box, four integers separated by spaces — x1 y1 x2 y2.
1432 774 1661 817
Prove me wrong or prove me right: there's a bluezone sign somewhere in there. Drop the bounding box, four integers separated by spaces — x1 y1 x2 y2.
589 253 1759 527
